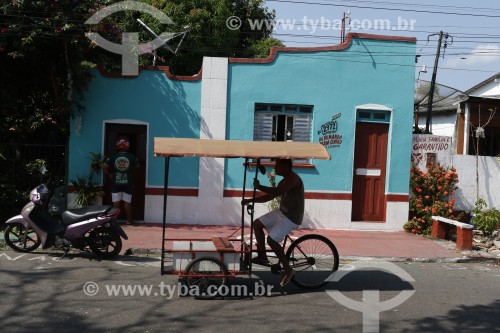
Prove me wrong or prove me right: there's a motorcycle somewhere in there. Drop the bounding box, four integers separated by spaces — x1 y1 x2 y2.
4 178 128 259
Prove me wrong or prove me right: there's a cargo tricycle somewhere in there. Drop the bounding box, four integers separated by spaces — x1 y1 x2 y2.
154 138 339 296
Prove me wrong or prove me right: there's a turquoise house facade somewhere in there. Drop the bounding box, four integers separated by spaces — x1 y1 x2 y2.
69 33 416 230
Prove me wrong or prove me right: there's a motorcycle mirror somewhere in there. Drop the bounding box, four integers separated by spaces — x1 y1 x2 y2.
39 165 47 175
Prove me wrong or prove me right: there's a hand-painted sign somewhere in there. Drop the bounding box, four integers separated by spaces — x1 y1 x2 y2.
411 134 452 170
318 113 343 149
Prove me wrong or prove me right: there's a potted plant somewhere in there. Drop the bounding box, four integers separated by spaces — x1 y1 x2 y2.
70 152 104 208
70 175 104 208
89 152 102 176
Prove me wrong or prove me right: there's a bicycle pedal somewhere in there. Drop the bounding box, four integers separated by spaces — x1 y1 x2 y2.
271 263 282 275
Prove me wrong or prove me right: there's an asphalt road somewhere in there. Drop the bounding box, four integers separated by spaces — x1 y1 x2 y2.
1 250 499 333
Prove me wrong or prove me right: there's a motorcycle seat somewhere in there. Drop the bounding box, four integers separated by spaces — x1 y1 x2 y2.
62 205 112 226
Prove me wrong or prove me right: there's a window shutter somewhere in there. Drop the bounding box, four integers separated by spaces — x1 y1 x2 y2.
293 115 311 142
254 113 273 141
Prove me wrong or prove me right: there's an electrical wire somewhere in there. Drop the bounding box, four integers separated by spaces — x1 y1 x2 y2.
2 2 500 73
266 0 500 18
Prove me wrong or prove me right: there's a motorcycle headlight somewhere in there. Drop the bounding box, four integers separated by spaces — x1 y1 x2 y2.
31 184 50 204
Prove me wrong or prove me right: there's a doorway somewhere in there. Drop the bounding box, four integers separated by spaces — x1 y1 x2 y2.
351 119 389 222
104 123 147 221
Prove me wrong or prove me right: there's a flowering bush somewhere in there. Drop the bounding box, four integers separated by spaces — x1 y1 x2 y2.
404 164 460 235
266 169 281 212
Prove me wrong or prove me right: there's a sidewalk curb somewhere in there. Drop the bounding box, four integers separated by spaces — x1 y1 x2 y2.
123 248 500 264
340 256 500 264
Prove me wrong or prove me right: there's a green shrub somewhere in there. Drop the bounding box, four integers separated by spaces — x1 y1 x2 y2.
473 208 500 236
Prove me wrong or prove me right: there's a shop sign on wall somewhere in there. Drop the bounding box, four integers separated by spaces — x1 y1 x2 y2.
318 113 343 149
411 134 452 170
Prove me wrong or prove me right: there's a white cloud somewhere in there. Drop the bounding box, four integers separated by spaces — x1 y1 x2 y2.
445 44 500 68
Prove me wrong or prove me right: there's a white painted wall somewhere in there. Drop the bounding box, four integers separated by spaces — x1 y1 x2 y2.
144 194 408 231
451 155 500 211
469 80 500 97
197 57 228 225
417 112 456 137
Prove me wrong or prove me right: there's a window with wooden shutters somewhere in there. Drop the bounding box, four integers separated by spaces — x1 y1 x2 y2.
253 103 313 163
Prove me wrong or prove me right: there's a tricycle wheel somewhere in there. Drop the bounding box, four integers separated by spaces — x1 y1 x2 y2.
286 234 339 289
183 256 228 299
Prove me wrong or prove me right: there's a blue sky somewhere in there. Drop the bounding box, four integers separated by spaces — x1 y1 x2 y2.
264 0 500 92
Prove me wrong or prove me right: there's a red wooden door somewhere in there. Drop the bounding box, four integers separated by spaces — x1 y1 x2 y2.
104 123 147 221
352 122 388 221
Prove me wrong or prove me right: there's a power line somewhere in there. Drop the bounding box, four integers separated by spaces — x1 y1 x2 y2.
322 0 500 13
266 0 500 18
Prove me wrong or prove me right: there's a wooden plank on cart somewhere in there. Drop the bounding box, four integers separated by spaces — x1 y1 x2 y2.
212 237 234 252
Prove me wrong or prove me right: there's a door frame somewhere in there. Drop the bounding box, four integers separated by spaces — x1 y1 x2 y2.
102 119 149 220
351 104 392 222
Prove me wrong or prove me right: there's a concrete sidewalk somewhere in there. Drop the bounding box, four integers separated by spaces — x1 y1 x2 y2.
120 223 471 262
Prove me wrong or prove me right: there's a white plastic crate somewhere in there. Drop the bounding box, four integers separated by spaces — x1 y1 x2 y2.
172 240 240 271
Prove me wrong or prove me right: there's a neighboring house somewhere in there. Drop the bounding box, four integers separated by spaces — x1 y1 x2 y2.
414 74 500 211
68 33 417 230
414 80 467 144
416 74 500 156
456 73 500 157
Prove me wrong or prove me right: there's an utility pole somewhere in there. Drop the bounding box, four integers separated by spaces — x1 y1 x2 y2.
340 11 351 43
425 31 443 134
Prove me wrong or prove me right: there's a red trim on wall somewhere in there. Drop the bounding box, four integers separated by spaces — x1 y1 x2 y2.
98 65 202 81
229 33 416 64
145 188 198 196
250 162 316 169
68 187 198 196
95 33 415 79
386 194 409 202
69 186 406 202
222 190 253 198
306 192 352 200
224 190 352 200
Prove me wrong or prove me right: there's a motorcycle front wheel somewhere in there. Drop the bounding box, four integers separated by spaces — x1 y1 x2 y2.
88 227 122 259
4 223 41 252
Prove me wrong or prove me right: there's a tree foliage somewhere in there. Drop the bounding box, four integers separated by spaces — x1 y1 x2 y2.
0 0 283 143
0 0 103 143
